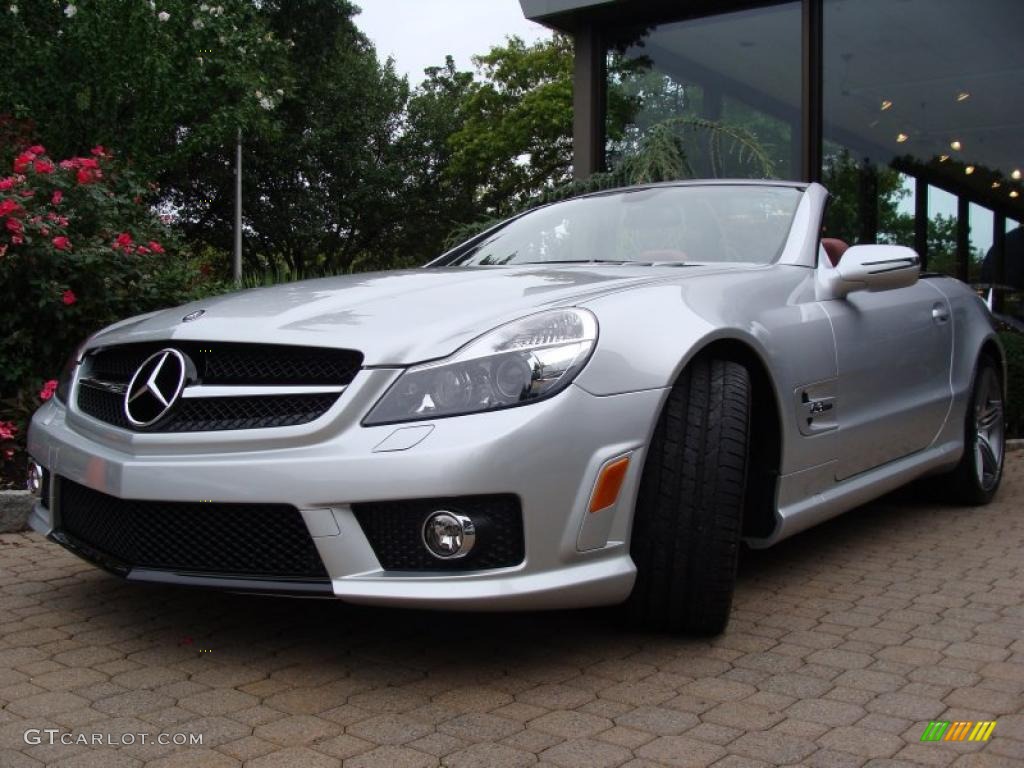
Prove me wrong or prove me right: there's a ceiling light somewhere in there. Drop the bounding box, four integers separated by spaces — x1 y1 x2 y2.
1011 190 1020 199
880 99 893 111
956 91 970 102
1012 169 1022 180
950 140 962 151
965 165 975 175
896 133 908 143
939 155 950 162
992 182 1001 189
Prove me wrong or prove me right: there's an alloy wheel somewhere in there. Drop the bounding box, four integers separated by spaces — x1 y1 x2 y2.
973 366 1004 492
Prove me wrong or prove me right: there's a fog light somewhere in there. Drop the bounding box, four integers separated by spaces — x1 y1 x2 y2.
26 461 43 497
421 510 475 560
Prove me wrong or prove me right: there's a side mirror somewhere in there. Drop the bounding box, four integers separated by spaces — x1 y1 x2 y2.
817 244 920 300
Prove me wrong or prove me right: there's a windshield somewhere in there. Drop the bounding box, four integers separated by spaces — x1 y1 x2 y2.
437 185 803 267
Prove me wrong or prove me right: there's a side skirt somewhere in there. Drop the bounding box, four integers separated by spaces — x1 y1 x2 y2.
746 439 963 548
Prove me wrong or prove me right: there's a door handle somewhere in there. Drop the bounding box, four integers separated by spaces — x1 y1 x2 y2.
931 303 950 324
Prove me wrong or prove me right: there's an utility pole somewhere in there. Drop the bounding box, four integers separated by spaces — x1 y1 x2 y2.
233 128 243 283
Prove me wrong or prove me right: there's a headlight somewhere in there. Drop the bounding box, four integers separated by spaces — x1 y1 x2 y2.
364 308 598 425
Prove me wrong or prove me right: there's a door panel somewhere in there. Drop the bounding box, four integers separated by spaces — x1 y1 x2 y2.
823 280 953 480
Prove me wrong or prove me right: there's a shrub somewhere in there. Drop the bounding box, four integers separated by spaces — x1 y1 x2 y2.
0 144 223 484
1000 329 1024 439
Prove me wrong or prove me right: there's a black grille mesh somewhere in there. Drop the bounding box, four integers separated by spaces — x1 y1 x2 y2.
78 385 339 432
353 496 524 571
57 478 328 579
78 383 130 429
77 341 361 431
87 341 362 386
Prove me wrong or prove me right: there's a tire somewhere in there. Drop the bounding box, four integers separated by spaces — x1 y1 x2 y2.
943 357 1006 506
626 357 751 635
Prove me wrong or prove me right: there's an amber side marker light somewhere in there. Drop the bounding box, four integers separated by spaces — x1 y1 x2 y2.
589 456 631 513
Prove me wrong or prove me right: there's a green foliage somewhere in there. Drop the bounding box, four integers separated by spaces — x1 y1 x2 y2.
170 0 415 276
444 35 574 213
0 144 221 480
395 58 485 265
1000 329 1024 438
0 1 289 176
616 118 774 183
432 36 640 218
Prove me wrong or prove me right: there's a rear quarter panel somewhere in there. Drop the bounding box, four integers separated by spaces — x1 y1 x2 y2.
924 276 1006 451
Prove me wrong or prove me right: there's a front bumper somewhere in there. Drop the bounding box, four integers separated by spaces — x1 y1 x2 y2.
28 369 665 610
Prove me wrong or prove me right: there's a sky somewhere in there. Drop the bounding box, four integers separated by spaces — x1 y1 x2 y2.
355 0 550 85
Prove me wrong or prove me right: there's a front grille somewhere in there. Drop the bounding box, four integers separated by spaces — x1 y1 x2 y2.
56 478 328 579
353 495 524 571
77 383 129 428
77 341 362 432
79 386 339 432
88 341 361 386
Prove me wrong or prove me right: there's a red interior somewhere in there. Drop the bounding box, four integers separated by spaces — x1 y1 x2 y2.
821 237 850 267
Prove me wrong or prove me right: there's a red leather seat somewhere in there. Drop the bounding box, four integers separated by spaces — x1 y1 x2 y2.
822 238 850 267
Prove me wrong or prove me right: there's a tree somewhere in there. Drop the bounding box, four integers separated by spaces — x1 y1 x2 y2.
169 0 412 275
0 1 289 177
392 58 482 265
444 35 574 213
435 35 639 217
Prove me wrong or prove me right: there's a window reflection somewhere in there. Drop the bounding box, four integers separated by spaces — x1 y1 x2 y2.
608 3 802 181
823 0 1024 307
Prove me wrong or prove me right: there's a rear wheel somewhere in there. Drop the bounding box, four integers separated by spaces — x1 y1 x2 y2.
625 357 751 635
944 357 1005 505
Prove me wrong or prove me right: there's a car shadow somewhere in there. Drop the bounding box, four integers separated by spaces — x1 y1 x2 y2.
61 480 981 668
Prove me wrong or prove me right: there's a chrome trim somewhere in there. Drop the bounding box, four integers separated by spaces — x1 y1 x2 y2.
180 384 347 398
78 377 127 395
124 348 189 427
421 510 476 560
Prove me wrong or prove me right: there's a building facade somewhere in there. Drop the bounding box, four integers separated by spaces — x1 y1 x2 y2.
521 0 1023 308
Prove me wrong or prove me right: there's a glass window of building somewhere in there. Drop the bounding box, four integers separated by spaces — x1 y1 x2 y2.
608 3 802 181
823 0 1024 287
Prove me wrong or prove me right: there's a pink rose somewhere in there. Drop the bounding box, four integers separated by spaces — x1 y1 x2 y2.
39 379 58 401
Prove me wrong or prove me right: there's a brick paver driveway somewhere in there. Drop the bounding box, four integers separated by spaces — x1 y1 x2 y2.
2 455 1022 768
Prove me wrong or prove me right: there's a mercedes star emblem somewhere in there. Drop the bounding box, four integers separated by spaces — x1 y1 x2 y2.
182 309 205 322
124 349 189 427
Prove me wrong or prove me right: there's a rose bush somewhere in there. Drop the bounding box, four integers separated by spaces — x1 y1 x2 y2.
0 143 224 485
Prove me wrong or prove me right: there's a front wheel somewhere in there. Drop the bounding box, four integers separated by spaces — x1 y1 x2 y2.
625 357 751 635
944 357 1005 505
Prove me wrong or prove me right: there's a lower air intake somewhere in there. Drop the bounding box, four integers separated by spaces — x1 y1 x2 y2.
56 478 328 580
353 495 524 571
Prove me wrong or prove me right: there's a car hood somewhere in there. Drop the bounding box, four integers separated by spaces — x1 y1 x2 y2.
86 264 733 365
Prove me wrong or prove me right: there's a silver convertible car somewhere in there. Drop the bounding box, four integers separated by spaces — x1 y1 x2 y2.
27 181 1006 634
